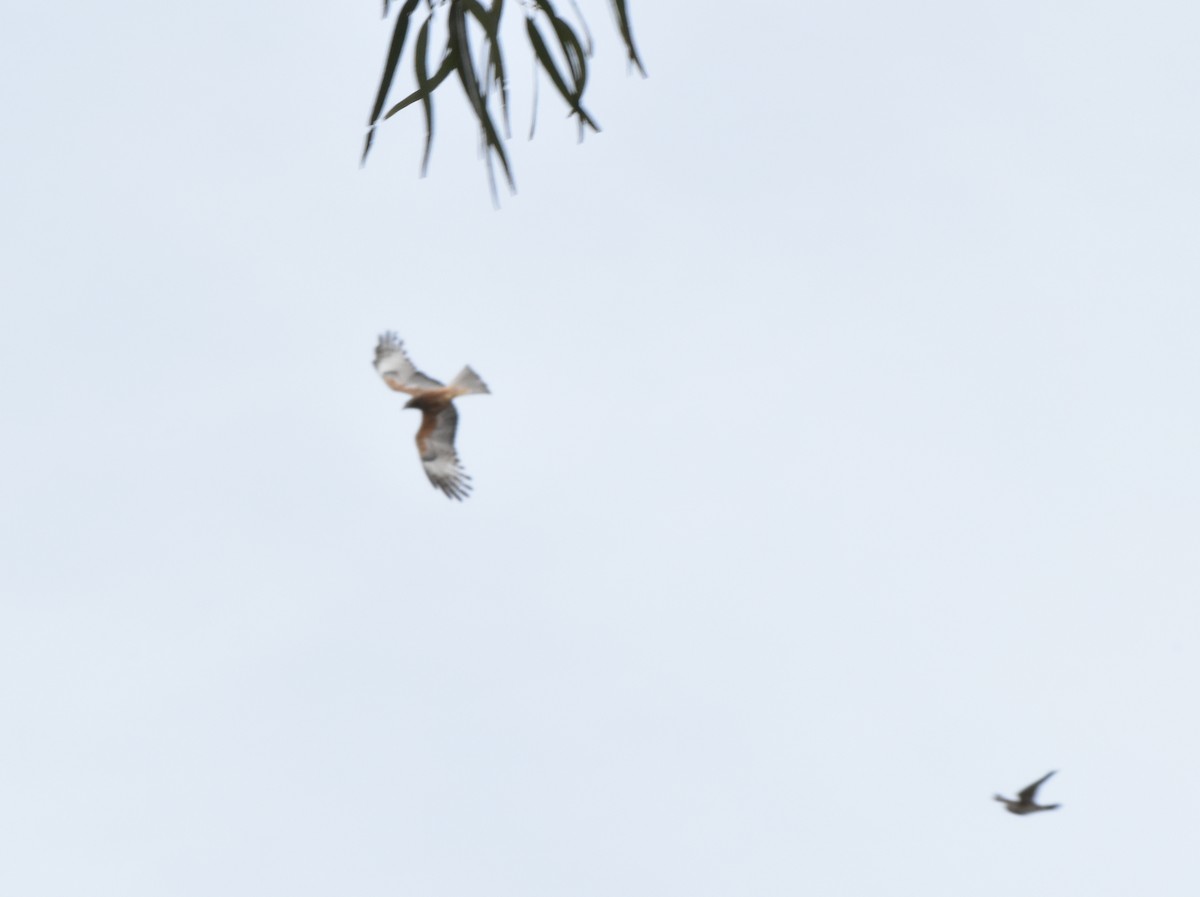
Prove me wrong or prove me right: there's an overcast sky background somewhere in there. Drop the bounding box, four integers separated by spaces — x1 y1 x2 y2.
3 1 1199 894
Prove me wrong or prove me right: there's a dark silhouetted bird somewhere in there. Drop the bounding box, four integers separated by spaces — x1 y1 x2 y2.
995 771 1060 815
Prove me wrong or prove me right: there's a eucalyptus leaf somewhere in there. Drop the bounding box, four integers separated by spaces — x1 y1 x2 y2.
608 0 645 75
362 0 422 164
449 0 514 196
527 16 598 132
414 16 436 174
384 49 457 120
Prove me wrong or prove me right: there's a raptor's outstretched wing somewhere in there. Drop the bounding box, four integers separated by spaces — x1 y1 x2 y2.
1018 771 1056 804
373 332 443 394
415 404 472 500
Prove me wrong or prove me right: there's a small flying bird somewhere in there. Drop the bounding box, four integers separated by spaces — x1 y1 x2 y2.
373 332 490 500
995 771 1061 815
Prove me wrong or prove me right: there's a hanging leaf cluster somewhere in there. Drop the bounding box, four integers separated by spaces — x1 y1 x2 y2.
361 0 644 196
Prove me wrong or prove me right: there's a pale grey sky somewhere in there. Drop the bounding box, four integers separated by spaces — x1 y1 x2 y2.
3 2 1199 895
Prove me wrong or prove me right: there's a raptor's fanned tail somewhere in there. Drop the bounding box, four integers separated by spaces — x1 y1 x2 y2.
450 366 490 395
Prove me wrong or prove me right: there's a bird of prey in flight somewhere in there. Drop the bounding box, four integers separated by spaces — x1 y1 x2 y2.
995 771 1060 815
373 332 490 500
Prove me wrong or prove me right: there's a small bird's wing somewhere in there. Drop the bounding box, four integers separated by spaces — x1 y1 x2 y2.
415 403 472 500
374 332 443 394
1018 771 1056 803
